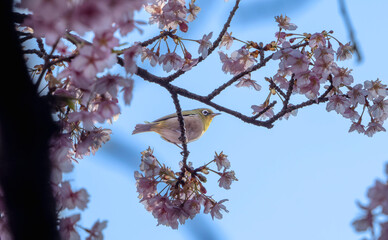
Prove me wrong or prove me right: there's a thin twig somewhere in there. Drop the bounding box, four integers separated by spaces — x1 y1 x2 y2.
164 0 241 83
338 0 362 63
34 38 60 91
168 91 189 164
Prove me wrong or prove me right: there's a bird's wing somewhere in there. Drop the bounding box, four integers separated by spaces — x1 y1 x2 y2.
152 112 195 123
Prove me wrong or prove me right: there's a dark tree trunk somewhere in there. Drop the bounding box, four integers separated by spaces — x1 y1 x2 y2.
0 0 60 239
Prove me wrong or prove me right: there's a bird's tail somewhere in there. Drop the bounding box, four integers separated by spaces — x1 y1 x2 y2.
132 123 155 134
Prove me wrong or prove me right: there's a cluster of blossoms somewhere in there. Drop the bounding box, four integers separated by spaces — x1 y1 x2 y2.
352 163 388 240
134 148 237 229
217 15 387 136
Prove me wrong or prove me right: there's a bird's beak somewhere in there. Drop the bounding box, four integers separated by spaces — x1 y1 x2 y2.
211 112 221 116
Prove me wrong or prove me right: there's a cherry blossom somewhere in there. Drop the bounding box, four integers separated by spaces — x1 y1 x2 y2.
59 181 90 210
72 46 117 79
235 74 262 91
141 48 159 67
326 95 352 115
209 199 229 220
86 220 108 240
365 121 386 137
197 32 213 58
370 96 388 120
309 33 326 48
214 151 231 171
274 14 297 30
68 110 104 131
159 52 184 72
347 84 367 105
349 122 365 134
364 79 387 100
331 66 354 88
124 44 142 75
219 32 234 50
218 170 238 190
336 42 353 61
187 0 201 22
251 104 275 120
59 214 81 240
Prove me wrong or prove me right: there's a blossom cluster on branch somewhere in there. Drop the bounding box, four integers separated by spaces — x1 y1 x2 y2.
7 0 386 238
353 163 388 240
135 148 236 229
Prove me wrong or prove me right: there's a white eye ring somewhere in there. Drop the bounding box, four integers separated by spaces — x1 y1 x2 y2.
202 110 209 116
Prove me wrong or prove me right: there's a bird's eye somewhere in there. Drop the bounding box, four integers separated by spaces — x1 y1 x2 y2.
202 110 209 116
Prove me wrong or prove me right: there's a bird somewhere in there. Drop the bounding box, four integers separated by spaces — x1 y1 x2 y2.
132 108 220 147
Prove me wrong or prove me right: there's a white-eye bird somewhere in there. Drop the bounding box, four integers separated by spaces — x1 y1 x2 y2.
132 108 220 145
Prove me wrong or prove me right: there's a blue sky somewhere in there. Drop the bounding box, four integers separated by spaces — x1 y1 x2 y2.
68 0 388 239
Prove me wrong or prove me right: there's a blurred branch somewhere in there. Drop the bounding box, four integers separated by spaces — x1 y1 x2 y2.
338 0 362 63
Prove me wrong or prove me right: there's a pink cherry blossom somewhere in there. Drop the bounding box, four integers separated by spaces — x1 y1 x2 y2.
219 51 235 74
214 151 231 171
95 74 123 98
197 32 213 58
96 99 121 120
309 33 326 48
347 84 367 105
182 199 201 220
312 47 335 81
124 44 142 75
219 32 234 50
234 47 256 69
218 170 238 190
60 181 90 210
326 95 352 114
365 121 386 137
68 110 104 131
71 45 117 79
369 96 388 120
349 122 365 134
296 73 321 99
187 1 201 22
287 50 310 74
367 180 388 209
75 128 112 158
159 52 184 72
134 171 158 199
120 78 134 105
364 79 388 100
273 72 290 90
141 48 159 67
86 220 108 240
235 74 261 91
181 57 199 72
70 0 112 35
140 149 161 177
49 134 75 184
342 107 360 121
331 66 354 88
274 15 297 30
336 42 353 61
59 214 81 240
209 199 229 220
117 12 146 36
93 29 120 52
251 104 275 120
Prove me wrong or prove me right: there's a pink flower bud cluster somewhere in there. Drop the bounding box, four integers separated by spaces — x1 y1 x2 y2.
134 148 237 229
353 163 388 239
